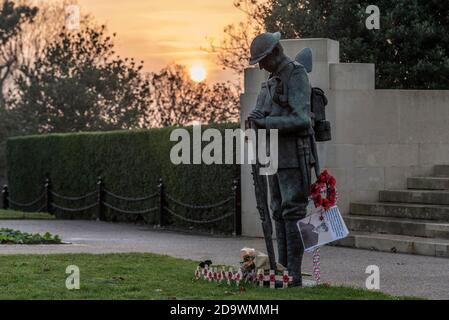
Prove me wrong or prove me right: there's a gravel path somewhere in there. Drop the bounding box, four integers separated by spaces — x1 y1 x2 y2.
1 220 448 299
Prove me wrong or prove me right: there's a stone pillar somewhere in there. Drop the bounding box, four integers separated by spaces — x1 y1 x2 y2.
241 36 449 239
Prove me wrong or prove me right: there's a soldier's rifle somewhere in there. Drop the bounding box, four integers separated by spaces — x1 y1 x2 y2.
248 118 277 271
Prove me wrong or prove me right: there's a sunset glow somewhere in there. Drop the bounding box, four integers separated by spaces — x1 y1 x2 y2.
75 0 246 83
189 63 206 82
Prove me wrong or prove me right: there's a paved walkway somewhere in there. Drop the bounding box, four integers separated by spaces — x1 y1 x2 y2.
1 220 448 299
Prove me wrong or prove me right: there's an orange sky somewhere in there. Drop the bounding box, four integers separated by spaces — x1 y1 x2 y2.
76 0 246 83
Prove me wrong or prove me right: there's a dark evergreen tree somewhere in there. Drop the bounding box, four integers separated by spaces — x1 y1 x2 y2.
8 25 151 134
264 0 449 89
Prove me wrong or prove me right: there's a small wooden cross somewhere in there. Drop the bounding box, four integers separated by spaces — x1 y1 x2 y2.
269 270 276 289
235 270 243 286
195 266 201 280
226 267 234 286
202 265 209 281
257 269 265 287
281 270 292 289
207 269 213 282
217 268 223 283
257 269 277 288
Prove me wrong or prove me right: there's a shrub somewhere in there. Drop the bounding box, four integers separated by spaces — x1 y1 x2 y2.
0 228 61 245
6 123 240 234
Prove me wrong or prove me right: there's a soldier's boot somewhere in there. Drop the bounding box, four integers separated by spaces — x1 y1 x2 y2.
275 220 288 268
285 220 304 287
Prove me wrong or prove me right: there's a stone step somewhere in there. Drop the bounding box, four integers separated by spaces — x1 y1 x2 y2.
407 177 449 190
334 232 449 258
379 189 449 205
435 165 449 177
345 215 449 239
350 202 449 221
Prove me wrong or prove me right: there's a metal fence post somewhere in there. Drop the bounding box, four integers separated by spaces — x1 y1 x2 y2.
44 177 53 214
2 185 9 210
233 179 242 236
158 178 165 227
97 177 104 221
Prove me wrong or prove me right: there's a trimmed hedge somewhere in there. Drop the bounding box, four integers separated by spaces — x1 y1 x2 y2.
6 123 240 234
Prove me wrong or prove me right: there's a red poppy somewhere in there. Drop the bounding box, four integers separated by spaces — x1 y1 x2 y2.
310 170 337 210
313 194 322 208
322 198 330 210
320 170 330 181
318 174 327 183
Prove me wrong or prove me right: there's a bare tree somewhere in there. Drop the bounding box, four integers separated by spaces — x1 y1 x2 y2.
198 81 240 124
1 0 94 104
206 0 269 76
0 0 37 104
148 64 240 127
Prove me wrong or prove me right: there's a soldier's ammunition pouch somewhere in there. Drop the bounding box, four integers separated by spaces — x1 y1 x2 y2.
311 87 331 142
314 120 331 142
271 76 289 107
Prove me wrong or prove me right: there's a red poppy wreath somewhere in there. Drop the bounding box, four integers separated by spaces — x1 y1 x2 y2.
310 169 337 211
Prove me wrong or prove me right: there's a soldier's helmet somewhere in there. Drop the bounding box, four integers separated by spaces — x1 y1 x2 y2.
249 32 281 65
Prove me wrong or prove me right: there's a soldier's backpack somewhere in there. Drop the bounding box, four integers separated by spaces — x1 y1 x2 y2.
295 48 332 142
310 87 331 142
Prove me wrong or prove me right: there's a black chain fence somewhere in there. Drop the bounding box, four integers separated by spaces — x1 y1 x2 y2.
2 177 242 236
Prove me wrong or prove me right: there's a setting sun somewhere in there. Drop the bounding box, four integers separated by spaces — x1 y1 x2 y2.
189 63 206 82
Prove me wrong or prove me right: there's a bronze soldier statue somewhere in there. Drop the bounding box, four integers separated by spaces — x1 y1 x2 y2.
248 32 316 287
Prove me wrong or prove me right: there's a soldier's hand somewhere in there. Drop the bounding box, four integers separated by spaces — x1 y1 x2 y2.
248 110 265 120
252 117 266 128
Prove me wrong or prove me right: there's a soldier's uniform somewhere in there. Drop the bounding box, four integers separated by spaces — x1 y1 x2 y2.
249 33 315 286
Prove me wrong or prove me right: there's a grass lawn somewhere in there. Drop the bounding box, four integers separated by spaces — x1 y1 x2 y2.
0 209 54 220
0 253 411 300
